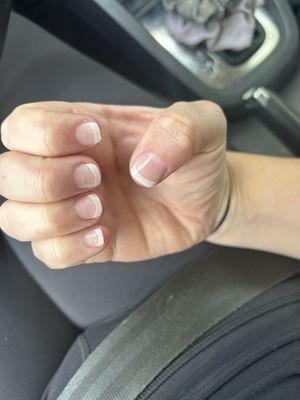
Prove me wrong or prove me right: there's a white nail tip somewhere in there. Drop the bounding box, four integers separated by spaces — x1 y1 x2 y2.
86 163 101 187
76 122 101 146
84 228 104 248
88 194 102 218
87 122 102 145
130 165 155 188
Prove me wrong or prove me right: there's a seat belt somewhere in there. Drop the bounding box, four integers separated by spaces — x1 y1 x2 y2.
58 247 299 400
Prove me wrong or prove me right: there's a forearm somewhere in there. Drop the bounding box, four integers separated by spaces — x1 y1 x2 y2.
209 152 300 259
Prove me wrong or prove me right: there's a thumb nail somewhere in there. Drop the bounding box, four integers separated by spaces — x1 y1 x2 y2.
130 152 167 188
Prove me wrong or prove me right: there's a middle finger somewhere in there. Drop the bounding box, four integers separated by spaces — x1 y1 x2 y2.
0 151 101 202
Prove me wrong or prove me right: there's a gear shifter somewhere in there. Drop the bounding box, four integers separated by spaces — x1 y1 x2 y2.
12 0 300 117
243 87 300 156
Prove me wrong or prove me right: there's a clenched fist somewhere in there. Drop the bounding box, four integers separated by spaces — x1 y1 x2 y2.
0 101 229 268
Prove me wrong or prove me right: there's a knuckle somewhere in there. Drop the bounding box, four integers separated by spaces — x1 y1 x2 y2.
31 241 54 267
11 105 56 153
39 207 56 236
32 112 58 155
0 203 12 236
159 110 195 152
40 128 57 156
33 163 57 202
49 239 72 268
0 150 9 171
0 205 27 241
0 153 10 195
31 241 42 262
11 104 25 116
199 100 221 112
12 103 35 114
11 103 33 119
32 114 60 156
35 120 56 156
40 206 70 237
32 239 72 269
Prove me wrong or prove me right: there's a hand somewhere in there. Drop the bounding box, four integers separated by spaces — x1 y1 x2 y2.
0 100 228 268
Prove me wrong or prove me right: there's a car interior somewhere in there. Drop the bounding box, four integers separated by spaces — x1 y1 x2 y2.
0 1 300 399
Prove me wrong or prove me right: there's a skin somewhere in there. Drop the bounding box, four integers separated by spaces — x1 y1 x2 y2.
0 100 228 268
209 152 300 260
1 100 299 269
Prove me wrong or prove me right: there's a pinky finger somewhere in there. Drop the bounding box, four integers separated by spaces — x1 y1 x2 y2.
32 225 110 269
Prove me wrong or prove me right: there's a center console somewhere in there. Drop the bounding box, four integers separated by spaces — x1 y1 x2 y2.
140 3 279 90
12 0 300 116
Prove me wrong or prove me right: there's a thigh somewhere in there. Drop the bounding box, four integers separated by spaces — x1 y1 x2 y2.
0 236 77 400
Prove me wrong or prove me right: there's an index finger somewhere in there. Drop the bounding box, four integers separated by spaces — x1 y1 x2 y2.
1 105 102 157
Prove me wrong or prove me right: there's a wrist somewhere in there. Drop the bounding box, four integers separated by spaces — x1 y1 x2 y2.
207 152 243 245
210 162 232 235
208 152 300 259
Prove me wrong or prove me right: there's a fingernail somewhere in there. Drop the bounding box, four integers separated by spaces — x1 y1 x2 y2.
75 194 102 219
76 122 101 146
84 227 104 248
74 163 101 189
130 152 167 188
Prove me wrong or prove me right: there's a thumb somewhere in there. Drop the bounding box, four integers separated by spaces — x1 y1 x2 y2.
130 101 227 188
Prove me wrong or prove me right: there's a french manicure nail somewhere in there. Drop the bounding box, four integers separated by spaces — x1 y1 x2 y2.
75 194 102 219
84 227 104 248
76 122 101 146
74 163 101 189
130 152 167 188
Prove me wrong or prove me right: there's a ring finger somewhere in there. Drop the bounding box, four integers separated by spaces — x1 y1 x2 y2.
0 192 104 241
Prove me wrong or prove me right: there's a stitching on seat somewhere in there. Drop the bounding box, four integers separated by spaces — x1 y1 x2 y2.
78 334 91 361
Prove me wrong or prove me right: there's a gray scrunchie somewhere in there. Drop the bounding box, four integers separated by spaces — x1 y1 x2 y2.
162 0 240 24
